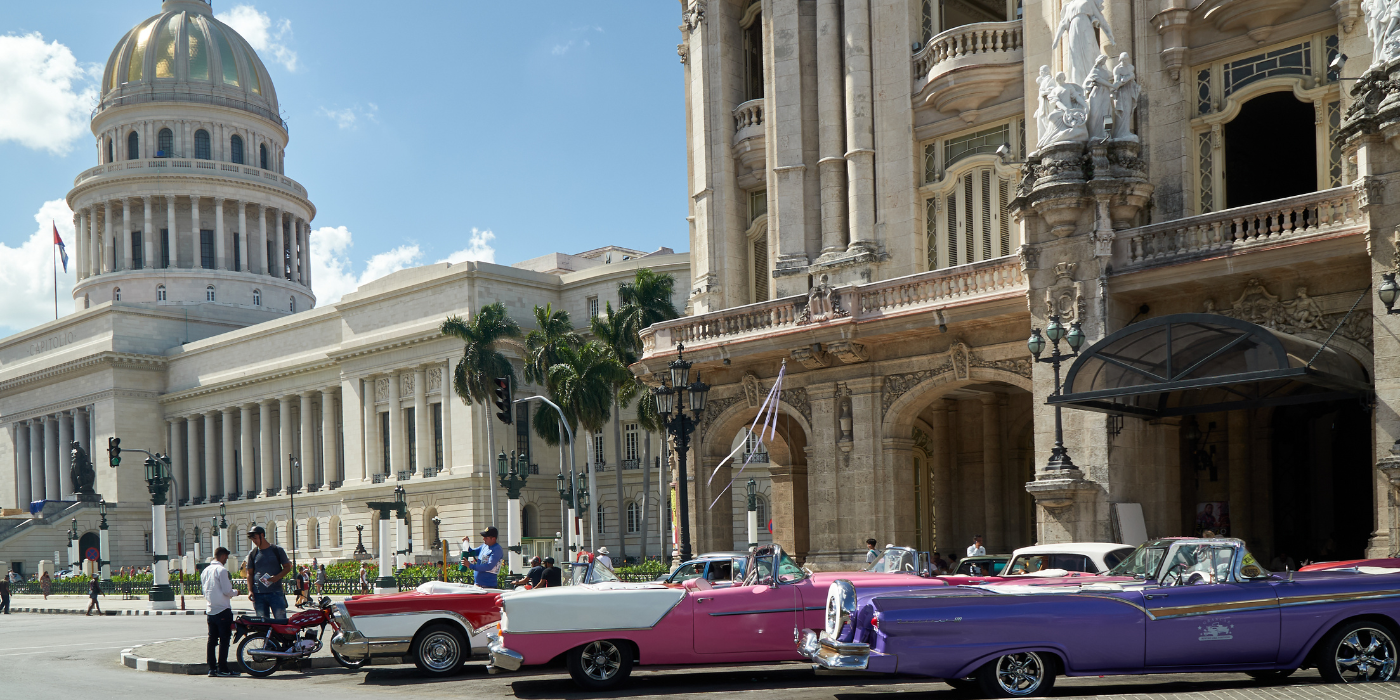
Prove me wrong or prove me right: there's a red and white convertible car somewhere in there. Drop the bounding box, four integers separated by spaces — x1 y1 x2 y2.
330 580 501 677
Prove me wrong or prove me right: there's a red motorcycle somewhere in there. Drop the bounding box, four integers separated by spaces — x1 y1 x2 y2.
233 596 364 676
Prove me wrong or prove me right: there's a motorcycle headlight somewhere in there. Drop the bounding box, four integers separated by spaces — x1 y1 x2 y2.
824 579 856 639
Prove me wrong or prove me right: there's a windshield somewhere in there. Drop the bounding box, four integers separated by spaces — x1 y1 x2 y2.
954 558 1005 575
1160 543 1235 584
668 562 703 583
743 552 807 586
868 548 919 574
1107 544 1168 579
1007 553 1096 575
567 561 621 586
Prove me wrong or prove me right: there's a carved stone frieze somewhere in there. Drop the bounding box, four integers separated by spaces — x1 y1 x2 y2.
879 340 1032 417
375 377 390 403
826 341 869 364
779 387 811 426
427 368 442 393
742 372 764 407
1018 244 1041 272
401 373 414 396
698 395 742 443
796 275 849 325
683 1 706 31
1203 278 1372 349
791 346 831 369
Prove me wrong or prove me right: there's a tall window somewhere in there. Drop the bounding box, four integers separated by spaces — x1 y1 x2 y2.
157 284 166 302
597 505 607 534
114 287 121 301
289 296 296 313
743 13 764 101
260 143 268 169
158 128 173 157
128 131 140 160
131 230 144 269
406 407 417 473
756 496 768 531
928 166 1012 270
206 285 216 302
200 229 215 269
592 428 605 467
160 229 170 268
587 296 600 319
752 235 768 302
106 139 114 164
233 235 241 272
624 423 639 465
230 134 244 164
433 403 444 471
381 412 391 474
253 289 261 306
194 129 211 160
626 501 641 533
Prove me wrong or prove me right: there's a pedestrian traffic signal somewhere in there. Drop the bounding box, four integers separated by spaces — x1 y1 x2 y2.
493 376 513 425
107 437 121 467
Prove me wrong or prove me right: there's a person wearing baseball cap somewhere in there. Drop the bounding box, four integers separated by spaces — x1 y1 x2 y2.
465 526 504 588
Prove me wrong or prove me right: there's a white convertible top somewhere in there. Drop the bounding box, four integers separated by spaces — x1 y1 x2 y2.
503 583 684 633
416 581 488 595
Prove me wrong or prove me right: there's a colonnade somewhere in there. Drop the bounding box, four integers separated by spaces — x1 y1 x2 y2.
8 407 95 506
360 362 454 483
72 197 311 287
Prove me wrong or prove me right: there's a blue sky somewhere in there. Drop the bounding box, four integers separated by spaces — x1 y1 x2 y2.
0 1 688 335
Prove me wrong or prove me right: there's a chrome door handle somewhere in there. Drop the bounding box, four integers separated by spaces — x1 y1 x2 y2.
697 597 713 603
1144 594 1169 600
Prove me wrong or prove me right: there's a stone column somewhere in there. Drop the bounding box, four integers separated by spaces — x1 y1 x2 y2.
221 407 236 499
259 400 275 495
186 414 202 502
364 376 381 478
413 367 428 474
930 402 953 556
237 201 248 273
41 416 59 501
816 0 847 257
142 196 154 268
440 361 453 473
302 220 312 288
981 395 1004 549
1227 410 1252 543
190 196 202 268
14 422 30 507
214 197 226 270
89 207 101 275
103 201 114 273
843 0 876 254
204 410 219 501
257 205 268 276
121 198 133 270
75 211 87 278
770 0 813 281
387 371 403 476
57 412 73 499
300 392 314 486
270 208 283 278
803 383 843 567
166 418 181 503
321 388 338 486
28 421 43 503
238 404 254 500
279 396 294 493
165 195 177 268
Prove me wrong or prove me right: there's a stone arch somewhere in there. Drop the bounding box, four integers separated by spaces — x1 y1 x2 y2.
422 506 440 551
328 515 341 548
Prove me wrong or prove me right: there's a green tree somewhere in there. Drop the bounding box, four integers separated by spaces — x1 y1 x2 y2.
615 268 680 351
592 302 646 558
441 301 521 522
523 303 581 389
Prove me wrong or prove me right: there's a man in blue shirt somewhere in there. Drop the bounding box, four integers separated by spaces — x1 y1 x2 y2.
467 526 504 588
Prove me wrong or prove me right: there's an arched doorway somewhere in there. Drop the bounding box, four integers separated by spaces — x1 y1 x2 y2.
1224 92 1315 208
1271 399 1372 562
700 401 810 561
79 532 100 565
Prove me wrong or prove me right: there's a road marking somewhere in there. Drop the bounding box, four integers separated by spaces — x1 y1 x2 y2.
0 644 137 657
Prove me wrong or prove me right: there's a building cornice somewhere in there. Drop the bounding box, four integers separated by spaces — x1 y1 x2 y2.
0 351 166 398
158 357 341 409
67 170 315 220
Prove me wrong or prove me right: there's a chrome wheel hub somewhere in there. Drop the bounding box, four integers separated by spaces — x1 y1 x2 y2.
1336 628 1398 682
581 641 620 680
995 651 1045 695
421 632 460 671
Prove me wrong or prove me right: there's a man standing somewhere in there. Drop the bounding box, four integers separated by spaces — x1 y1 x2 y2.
466 527 503 588
316 564 327 596
358 564 368 595
202 546 240 677
967 535 986 558
865 538 880 565
245 526 292 621
595 547 613 570
0 574 10 614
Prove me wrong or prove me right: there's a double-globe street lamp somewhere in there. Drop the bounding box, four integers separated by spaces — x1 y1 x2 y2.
653 343 710 564
143 451 177 609
497 450 530 571
1028 314 1086 471
555 470 590 556
98 499 111 581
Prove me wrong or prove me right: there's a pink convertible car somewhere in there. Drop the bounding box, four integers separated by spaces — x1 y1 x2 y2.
487 544 1002 689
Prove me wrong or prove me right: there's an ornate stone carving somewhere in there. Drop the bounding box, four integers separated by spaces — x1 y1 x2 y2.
970 354 1035 379
838 391 853 443
683 1 706 31
427 367 442 393
879 341 1033 416
698 395 742 443
912 427 931 454
742 372 764 407
797 275 849 325
375 377 390 403
1018 244 1041 272
401 373 414 396
1052 0 1114 85
677 43 689 64
1203 279 1373 348
1044 266 1086 323
826 341 869 364
779 387 811 426
70 441 96 497
791 346 830 369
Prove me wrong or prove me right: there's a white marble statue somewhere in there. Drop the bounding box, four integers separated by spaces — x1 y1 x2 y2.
1363 0 1400 67
1037 72 1090 149
1052 0 1115 85
1033 65 1056 147
1110 52 1139 141
1084 54 1113 142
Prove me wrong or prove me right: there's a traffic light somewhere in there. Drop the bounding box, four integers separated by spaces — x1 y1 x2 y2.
107 437 121 467
493 376 513 425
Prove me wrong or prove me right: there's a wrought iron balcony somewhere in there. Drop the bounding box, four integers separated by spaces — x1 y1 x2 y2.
396 470 412 482
371 473 387 484
621 459 640 470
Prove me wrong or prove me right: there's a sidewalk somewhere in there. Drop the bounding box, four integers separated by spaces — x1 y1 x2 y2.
6 594 355 616
122 635 406 674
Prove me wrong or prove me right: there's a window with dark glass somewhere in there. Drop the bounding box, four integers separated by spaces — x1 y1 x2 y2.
233 235 241 272
253 289 261 306
156 285 166 302
260 143 268 169
230 134 244 164
160 228 170 268
381 412 391 474
131 230 143 269
200 229 215 269
744 17 763 101
194 129 211 160
266 239 275 275
432 403 444 471
406 407 417 473
158 128 173 157
106 139 113 164
128 131 140 160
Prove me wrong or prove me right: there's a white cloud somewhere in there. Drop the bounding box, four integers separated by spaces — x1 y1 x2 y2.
552 40 591 55
438 229 496 265
0 33 97 155
0 199 77 336
216 5 298 71
310 226 421 304
318 103 378 130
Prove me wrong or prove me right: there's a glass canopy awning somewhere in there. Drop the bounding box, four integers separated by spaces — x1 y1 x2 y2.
1049 314 1372 418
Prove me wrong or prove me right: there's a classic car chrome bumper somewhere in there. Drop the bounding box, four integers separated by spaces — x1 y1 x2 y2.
802 630 872 672
330 630 370 660
487 635 523 673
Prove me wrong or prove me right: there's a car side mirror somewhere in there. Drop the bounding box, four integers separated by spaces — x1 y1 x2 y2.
918 552 932 577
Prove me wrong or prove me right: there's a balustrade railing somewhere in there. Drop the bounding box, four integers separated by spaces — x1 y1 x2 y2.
913 20 1023 80
640 255 1025 355
733 99 764 133
1117 187 1365 269
73 158 308 197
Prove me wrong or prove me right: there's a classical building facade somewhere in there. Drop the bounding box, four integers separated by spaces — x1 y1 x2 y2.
0 1 711 577
652 0 1395 570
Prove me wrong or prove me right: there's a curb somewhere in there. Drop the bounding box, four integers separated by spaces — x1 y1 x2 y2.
120 643 408 675
11 607 257 616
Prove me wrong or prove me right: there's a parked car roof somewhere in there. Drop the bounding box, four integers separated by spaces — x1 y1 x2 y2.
1011 542 1133 555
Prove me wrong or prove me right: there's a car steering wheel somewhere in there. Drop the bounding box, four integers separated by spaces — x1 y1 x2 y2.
1161 563 1187 587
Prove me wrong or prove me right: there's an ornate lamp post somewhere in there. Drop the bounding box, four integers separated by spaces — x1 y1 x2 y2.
353 524 368 556
365 486 408 593
1379 273 1400 314
431 516 442 551
1028 314 1086 472
653 343 709 564
576 483 590 557
67 518 78 572
218 503 228 555
746 478 759 550
98 499 111 581
557 470 577 554
210 517 220 555
144 452 177 609
498 450 530 572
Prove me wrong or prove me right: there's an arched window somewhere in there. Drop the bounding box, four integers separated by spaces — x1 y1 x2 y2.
157 128 173 157
626 501 641 533
156 284 166 301
206 285 215 302
106 138 113 164
289 296 296 312
521 505 535 538
306 517 319 549
127 131 140 160
260 143 268 169
194 129 211 160
329 516 342 548
113 287 121 301
253 289 261 306
230 134 244 164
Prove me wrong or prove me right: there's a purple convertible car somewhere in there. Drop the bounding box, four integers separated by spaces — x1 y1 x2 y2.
802 537 1399 698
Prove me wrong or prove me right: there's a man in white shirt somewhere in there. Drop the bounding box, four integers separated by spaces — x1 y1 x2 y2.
596 547 614 570
967 535 986 558
201 547 241 677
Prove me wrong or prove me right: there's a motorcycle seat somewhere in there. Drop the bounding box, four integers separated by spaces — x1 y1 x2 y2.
237 617 276 625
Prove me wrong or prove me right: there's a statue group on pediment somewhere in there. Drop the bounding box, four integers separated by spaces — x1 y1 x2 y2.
1363 0 1400 67
1037 0 1138 151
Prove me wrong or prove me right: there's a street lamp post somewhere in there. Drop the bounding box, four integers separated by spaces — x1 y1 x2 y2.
98 499 110 581
498 450 530 573
746 478 758 550
1028 314 1086 472
653 342 709 564
354 524 368 556
576 484 590 558
211 517 220 555
144 452 177 609
218 503 228 555
365 486 407 594
67 518 78 572
557 471 577 555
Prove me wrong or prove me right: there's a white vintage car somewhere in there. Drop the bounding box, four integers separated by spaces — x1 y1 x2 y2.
1003 542 1138 576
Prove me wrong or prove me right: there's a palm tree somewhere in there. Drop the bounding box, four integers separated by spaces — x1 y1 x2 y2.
615 268 680 350
592 302 644 560
523 303 582 389
441 301 521 525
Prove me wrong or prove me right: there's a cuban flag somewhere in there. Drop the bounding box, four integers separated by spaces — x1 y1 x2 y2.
53 222 67 272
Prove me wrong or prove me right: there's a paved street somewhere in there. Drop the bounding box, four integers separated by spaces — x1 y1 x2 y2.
0 613 1396 699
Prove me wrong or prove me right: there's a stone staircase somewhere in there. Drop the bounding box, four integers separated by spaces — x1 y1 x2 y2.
0 501 98 548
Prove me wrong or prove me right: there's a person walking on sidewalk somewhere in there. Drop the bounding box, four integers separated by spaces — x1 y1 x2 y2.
244 526 292 622
316 564 326 596
202 547 241 677
0 575 10 614
85 575 104 616
40 571 51 600
358 564 368 595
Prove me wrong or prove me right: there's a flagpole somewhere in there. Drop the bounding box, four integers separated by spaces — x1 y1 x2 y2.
52 230 58 321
